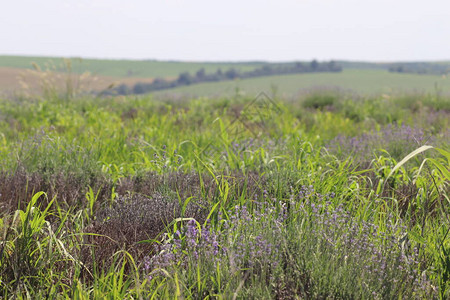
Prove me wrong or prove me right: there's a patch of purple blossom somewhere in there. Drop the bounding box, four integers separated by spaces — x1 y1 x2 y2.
327 124 435 162
294 199 436 298
142 187 436 297
142 202 287 281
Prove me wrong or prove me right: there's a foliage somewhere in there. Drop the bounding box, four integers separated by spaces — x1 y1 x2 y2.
0 91 448 298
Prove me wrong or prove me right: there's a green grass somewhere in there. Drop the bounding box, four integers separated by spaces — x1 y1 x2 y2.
153 69 450 97
0 55 265 78
0 90 448 298
3 56 450 98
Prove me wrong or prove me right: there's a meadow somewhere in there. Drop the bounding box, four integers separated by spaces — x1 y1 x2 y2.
0 84 449 298
153 69 450 98
0 56 264 78
2 56 450 99
0 56 265 97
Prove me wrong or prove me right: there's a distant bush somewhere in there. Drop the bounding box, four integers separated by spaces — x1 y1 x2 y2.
302 93 340 110
113 60 343 95
116 83 130 95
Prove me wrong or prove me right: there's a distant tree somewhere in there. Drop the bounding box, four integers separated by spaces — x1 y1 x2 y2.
389 65 405 73
214 68 224 80
116 83 130 95
295 62 305 71
122 60 342 95
310 59 319 71
149 77 171 90
153 77 167 85
225 68 239 79
195 68 206 80
133 83 146 94
177 72 194 85
327 60 336 70
262 65 273 73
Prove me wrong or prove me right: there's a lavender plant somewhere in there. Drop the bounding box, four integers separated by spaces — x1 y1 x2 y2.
0 92 448 298
142 201 287 298
140 188 438 298
285 196 436 299
327 124 437 163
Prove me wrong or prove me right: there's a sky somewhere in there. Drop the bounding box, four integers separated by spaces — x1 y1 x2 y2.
1 0 450 62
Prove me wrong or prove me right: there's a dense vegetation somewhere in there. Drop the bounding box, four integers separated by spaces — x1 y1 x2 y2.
0 90 449 298
113 60 342 95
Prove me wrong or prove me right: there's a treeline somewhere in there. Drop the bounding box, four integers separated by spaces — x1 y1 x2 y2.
388 62 450 75
111 60 342 95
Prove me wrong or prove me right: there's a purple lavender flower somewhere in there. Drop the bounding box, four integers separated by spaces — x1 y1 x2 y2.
327 124 436 162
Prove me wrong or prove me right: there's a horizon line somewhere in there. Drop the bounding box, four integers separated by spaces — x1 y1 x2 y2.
0 54 449 64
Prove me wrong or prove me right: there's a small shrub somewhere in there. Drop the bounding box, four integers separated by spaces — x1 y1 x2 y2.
82 193 207 271
302 92 340 110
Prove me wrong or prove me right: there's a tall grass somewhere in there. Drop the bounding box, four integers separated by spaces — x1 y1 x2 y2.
0 91 448 298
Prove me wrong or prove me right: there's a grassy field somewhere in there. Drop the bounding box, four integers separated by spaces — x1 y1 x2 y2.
2 56 450 99
0 56 265 96
153 69 450 98
0 56 264 78
0 87 449 298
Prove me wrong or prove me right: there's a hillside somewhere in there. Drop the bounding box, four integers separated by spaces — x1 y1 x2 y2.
1 56 449 98
151 69 450 98
0 56 265 78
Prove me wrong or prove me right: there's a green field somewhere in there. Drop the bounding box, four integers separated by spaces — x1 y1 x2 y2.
2 56 450 98
1 55 449 297
0 55 264 78
0 87 449 298
153 69 450 97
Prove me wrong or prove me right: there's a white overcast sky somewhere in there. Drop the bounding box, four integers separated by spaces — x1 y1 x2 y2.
1 0 449 62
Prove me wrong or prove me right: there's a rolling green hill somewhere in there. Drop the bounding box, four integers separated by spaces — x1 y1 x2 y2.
151 69 450 98
0 56 265 78
2 56 450 98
